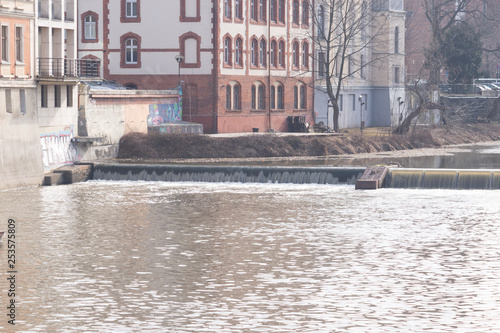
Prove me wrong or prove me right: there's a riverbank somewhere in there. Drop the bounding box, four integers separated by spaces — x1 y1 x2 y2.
117 124 500 162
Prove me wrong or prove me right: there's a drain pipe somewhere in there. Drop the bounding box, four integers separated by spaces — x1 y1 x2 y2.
268 0 272 131
212 0 219 133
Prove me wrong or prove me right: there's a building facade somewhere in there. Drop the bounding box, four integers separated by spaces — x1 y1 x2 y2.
0 0 44 188
78 0 314 133
314 0 406 129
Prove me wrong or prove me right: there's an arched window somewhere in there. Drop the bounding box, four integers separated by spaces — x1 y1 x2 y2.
270 86 276 109
258 84 266 109
270 40 277 67
226 85 232 109
277 83 284 109
302 1 309 25
278 40 285 68
300 84 306 109
233 83 241 109
235 0 242 19
270 0 276 22
224 0 231 19
84 15 97 40
251 85 256 109
180 32 201 68
259 0 266 21
259 39 266 67
292 41 299 68
302 42 309 68
125 38 138 64
293 0 299 25
394 27 399 54
251 0 257 20
318 5 324 37
235 38 242 66
251 38 258 66
227 81 241 110
224 36 232 65
278 0 285 23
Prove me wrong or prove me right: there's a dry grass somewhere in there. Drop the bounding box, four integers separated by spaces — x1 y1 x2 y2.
117 124 500 160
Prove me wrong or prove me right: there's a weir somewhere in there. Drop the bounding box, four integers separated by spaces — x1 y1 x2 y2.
92 164 366 185
385 168 500 189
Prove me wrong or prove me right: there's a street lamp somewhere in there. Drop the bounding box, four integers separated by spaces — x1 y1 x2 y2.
327 99 334 132
175 54 184 89
358 95 365 136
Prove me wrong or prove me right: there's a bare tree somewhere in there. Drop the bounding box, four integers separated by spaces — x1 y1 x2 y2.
309 0 387 132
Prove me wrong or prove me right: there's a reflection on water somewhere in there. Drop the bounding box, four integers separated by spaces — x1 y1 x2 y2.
1 181 500 332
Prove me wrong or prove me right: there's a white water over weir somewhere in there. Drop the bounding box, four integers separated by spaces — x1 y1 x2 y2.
92 164 366 185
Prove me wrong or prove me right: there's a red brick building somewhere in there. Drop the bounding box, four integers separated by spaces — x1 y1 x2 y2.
78 0 314 133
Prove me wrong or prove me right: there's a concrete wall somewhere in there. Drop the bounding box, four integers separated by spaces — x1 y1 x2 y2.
0 85 44 189
441 96 496 124
77 85 181 161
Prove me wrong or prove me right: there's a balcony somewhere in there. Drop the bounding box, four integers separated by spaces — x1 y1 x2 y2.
37 58 101 79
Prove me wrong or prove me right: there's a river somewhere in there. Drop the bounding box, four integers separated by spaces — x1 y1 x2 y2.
1 145 500 332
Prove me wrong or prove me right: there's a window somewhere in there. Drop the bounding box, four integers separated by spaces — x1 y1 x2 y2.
360 54 366 78
251 0 256 20
235 0 242 19
84 15 96 40
292 42 299 68
233 84 241 110
339 94 343 111
224 0 231 19
180 0 200 22
235 38 242 66
54 85 61 108
125 38 138 64
67 85 73 107
278 41 285 68
15 26 23 63
302 42 309 68
394 66 401 84
258 84 265 109
318 5 324 38
224 37 232 66
270 0 276 22
180 33 201 67
259 0 266 21
348 55 354 76
226 85 232 109
293 0 299 24
41 85 48 108
126 0 137 17
259 39 266 67
270 86 276 109
394 27 399 54
277 84 284 109
1 25 8 62
294 86 298 109
302 1 309 25
278 0 285 23
300 85 306 109
270 40 277 67
251 38 258 66
350 94 356 111
6 90 12 113
318 51 325 77
251 85 256 109
20 89 26 114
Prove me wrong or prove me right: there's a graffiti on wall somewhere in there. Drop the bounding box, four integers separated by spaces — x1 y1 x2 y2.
147 102 182 126
40 127 80 169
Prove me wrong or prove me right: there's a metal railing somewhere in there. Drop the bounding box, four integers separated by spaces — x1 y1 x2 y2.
37 58 101 78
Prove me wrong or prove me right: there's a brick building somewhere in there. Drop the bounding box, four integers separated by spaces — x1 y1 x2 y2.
78 0 314 133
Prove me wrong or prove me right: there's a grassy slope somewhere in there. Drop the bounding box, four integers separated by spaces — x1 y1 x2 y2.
117 124 500 160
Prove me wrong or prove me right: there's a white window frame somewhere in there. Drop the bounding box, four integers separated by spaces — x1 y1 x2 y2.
15 25 23 63
125 38 138 64
126 0 137 18
1 25 9 63
84 15 96 40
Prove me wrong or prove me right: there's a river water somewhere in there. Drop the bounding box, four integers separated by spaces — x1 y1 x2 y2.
1 177 500 332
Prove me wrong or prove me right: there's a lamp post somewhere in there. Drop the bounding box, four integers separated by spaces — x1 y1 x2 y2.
358 95 365 136
175 54 184 89
327 99 333 132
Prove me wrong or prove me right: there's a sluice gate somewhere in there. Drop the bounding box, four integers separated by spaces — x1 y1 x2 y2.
385 168 500 189
92 164 366 185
